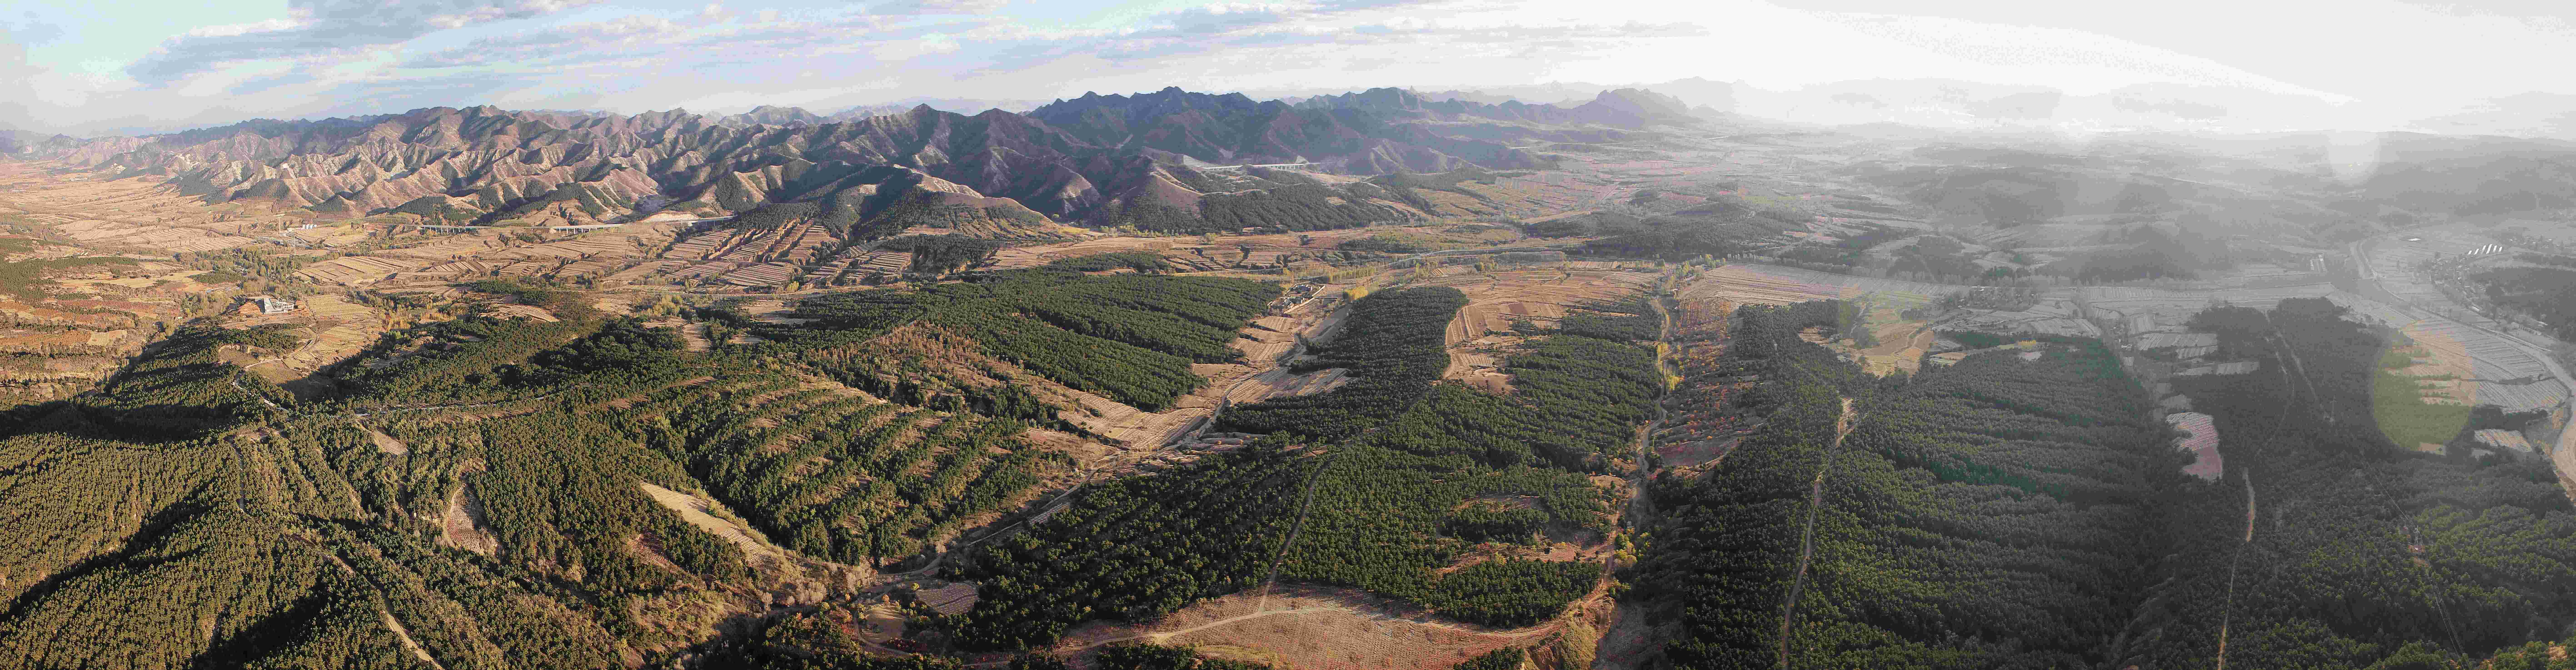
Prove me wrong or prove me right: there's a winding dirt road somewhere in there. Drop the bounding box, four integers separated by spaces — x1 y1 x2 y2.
1775 396 1858 669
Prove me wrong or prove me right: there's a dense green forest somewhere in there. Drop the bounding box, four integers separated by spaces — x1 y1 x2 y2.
2475 265 2576 341
78 324 299 437
947 444 1311 649
1651 301 2159 668
1219 287 1469 438
1638 295 2576 669
1243 287 1652 624
948 283 1664 648
1042 252 1171 273
782 271 1280 410
876 235 1001 274
1548 295 1662 342
2108 298 2576 669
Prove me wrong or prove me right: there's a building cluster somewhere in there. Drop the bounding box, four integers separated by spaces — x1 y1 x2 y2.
1272 282 1322 314
232 295 299 316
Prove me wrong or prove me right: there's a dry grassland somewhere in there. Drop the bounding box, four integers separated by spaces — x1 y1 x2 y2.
0 162 272 254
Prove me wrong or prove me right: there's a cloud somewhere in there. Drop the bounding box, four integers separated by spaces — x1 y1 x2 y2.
1163 5 1296 34
1813 12 2351 101
127 0 601 85
0 34 38 131
872 0 1009 15
1343 57 1398 71
403 14 688 68
3 13 65 46
966 2 1456 73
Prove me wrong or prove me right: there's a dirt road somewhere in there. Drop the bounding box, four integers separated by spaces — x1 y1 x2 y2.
1620 272 1681 527
1775 396 1858 668
2213 470 2257 670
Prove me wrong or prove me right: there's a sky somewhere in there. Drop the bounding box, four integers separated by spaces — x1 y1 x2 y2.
4 0 2574 137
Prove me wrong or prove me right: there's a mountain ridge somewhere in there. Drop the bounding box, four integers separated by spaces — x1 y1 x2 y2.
18 86 1714 235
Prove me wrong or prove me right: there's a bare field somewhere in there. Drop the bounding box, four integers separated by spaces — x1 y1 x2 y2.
1685 264 1873 305
2396 323 2481 408
1051 585 1559 670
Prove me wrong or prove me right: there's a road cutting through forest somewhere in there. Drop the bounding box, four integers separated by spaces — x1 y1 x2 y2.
1775 395 1858 668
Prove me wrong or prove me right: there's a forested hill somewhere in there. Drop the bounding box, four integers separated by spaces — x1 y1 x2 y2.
1637 296 2576 669
0 270 1298 668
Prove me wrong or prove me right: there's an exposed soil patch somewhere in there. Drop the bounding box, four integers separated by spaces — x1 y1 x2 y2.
1053 585 1559 670
1588 601 1658 670
638 481 787 562
438 479 500 556
363 425 409 455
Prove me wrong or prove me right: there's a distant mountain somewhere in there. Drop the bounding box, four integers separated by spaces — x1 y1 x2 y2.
0 129 147 163
1392 89 1558 106
2407 92 2576 140
1025 86 1557 173
712 105 838 127
2342 133 2576 218
1295 87 1700 128
77 104 1136 229
1280 77 1740 114
709 98 1050 129
1733 79 2354 132
56 86 1679 234
0 130 49 156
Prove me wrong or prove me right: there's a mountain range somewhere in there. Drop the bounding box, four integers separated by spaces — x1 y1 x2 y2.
8 88 1708 240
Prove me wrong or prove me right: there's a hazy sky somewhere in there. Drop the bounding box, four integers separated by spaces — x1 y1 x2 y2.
4 0 2573 136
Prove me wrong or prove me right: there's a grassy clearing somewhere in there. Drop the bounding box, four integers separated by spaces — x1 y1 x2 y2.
2373 345 2473 451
